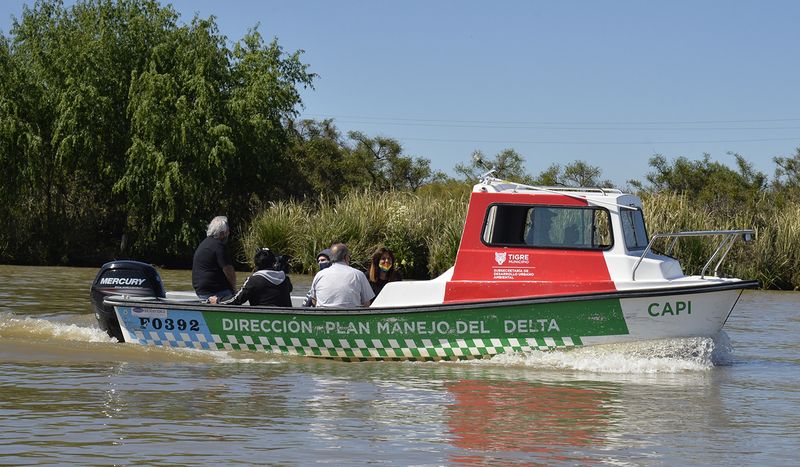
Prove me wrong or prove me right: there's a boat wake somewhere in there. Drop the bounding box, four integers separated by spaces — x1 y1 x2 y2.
0 312 249 364
0 311 114 343
488 333 734 373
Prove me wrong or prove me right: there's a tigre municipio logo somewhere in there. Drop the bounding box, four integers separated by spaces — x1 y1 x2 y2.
495 251 507 265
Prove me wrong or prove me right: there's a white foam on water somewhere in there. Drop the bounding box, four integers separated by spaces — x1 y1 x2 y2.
0 311 116 343
216 354 288 364
159 346 253 363
104 342 291 365
0 312 290 364
486 333 734 374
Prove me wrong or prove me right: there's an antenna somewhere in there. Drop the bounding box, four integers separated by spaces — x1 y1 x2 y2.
472 152 486 168
473 153 497 183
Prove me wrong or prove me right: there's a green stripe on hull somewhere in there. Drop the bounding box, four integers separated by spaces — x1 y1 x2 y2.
211 335 590 361
118 297 626 360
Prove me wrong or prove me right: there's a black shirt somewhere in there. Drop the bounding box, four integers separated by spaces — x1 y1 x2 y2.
369 270 403 296
220 270 293 307
192 236 233 296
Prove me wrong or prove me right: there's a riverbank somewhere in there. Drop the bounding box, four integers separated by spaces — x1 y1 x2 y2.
2 187 797 290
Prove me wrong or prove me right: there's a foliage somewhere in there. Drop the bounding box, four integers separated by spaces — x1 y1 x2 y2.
287 119 352 198
240 190 468 279
454 149 534 183
118 15 235 258
416 178 472 199
287 122 440 197
642 191 799 290
530 164 560 185
240 183 800 290
0 0 176 263
347 131 436 191
0 0 313 264
1 0 798 293
772 147 800 203
454 153 613 189
630 153 767 213
531 160 614 187
226 30 316 204
773 148 800 188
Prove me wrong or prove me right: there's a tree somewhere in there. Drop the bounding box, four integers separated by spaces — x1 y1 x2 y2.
0 0 177 263
531 160 613 188
531 164 561 186
117 15 236 258
287 119 351 198
226 29 316 204
773 147 800 193
0 0 314 264
0 34 30 260
347 131 434 191
632 153 767 211
454 148 533 183
287 122 440 197
116 21 315 259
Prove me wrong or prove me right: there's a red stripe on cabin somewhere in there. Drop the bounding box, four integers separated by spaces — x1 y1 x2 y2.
444 191 616 303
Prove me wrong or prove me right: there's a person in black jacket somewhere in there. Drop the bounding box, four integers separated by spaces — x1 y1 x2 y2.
209 248 292 307
192 216 236 300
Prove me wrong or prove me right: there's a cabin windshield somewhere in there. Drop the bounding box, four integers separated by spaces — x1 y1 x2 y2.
482 205 613 249
621 208 649 250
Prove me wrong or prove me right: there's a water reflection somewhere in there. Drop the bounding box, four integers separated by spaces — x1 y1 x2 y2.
444 379 612 464
0 343 785 465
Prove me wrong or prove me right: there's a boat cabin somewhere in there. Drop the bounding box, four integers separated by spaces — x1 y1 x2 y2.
371 178 686 307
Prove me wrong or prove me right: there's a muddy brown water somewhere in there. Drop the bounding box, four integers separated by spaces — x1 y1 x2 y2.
0 265 798 465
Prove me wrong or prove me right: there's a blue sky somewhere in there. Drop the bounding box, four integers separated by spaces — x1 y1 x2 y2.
2 1 799 186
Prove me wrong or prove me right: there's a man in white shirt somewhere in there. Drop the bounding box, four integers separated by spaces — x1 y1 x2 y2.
309 243 375 307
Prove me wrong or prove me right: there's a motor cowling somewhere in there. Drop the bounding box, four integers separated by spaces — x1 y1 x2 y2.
90 260 166 342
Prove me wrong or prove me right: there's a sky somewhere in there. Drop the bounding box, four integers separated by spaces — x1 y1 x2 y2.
2 0 799 187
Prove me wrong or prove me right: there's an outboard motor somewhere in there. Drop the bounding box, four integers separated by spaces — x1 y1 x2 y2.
90 260 166 342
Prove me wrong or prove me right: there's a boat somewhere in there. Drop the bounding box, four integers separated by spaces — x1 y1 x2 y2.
90 175 758 361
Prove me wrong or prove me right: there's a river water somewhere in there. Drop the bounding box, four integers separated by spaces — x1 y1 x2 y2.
0 265 798 465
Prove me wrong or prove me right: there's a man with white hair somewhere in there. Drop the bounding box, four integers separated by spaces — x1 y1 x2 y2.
192 215 237 300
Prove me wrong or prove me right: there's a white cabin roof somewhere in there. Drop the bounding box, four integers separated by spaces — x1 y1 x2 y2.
472 178 641 210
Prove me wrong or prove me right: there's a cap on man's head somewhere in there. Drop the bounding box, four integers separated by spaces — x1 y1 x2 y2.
318 248 332 261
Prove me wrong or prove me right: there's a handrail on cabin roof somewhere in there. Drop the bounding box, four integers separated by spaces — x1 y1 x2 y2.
477 176 636 210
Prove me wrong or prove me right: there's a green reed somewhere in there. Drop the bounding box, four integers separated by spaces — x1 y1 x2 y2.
642 192 800 289
241 189 799 289
240 190 468 278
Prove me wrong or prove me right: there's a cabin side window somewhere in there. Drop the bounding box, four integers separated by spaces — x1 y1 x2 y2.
482 205 612 249
621 208 649 250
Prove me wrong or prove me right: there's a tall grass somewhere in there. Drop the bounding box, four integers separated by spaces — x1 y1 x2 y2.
642 192 800 289
241 189 800 289
240 190 468 278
